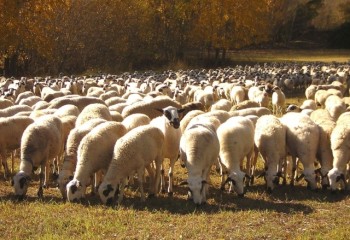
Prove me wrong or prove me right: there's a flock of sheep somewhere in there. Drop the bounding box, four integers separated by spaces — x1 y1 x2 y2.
0 62 350 205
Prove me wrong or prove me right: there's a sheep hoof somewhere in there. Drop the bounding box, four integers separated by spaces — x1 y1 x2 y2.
37 188 43 198
168 192 173 197
148 193 155 199
250 177 255 185
237 193 245 198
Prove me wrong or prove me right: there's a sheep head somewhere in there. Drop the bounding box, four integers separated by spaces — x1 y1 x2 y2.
66 179 85 202
12 171 31 200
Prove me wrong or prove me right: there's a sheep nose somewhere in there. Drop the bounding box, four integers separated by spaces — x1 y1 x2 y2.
171 120 180 129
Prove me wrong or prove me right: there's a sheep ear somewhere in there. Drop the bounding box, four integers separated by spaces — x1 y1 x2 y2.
336 174 345 182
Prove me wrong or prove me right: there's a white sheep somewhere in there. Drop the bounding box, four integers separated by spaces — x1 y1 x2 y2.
271 86 285 116
180 110 205 134
0 105 32 118
211 99 232 112
58 118 107 199
121 113 151 132
0 99 14 109
280 112 319 190
48 96 106 112
14 91 34 105
254 115 286 192
53 104 80 118
75 103 112 127
12 115 63 199
66 122 127 202
179 117 220 205
0 116 34 179
230 85 246 105
325 95 346 121
230 107 271 117
217 116 255 196
310 109 336 189
327 114 350 191
98 125 164 205
150 106 184 196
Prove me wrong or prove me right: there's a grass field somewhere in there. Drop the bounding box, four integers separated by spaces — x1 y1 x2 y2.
1 52 350 239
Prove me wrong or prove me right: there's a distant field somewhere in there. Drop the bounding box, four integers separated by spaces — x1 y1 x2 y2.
227 49 350 64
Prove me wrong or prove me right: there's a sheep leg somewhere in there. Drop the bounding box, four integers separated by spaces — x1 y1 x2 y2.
94 170 103 194
38 163 46 198
117 179 126 204
167 157 177 196
290 156 297 187
137 168 145 202
160 162 166 193
0 152 10 180
154 154 163 195
145 164 155 197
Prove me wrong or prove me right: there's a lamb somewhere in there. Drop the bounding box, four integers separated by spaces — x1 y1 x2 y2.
254 115 286 192
122 96 182 119
48 96 106 112
0 116 34 179
327 114 350 192
310 109 336 189
217 116 255 196
12 115 63 199
66 122 127 202
230 107 271 117
121 113 151 132
98 125 164 205
75 103 112 127
271 86 286 116
0 105 32 118
150 106 184 196
325 95 346 121
179 117 220 205
58 118 107 199
279 112 319 189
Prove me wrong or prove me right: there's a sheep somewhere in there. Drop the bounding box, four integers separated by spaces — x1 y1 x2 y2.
310 109 336 189
178 101 205 120
58 118 107 199
230 100 260 111
0 105 32 118
314 90 331 107
325 95 346 121
217 116 255 196
99 90 119 101
211 99 232 112
66 122 127 202
327 114 350 192
109 103 129 114
110 111 123 122
0 116 34 179
98 125 164 205
122 96 182 120
193 89 214 111
150 106 184 196
75 103 112 127
12 115 63 199
53 104 80 118
180 110 205 134
48 96 106 112
230 85 246 105
271 86 286 116
18 96 42 107
194 110 231 125
0 98 14 109
121 113 151 132
305 85 317 100
105 96 127 107
32 101 50 110
254 115 286 192
300 99 317 110
29 109 57 119
179 117 220 205
41 87 65 102
230 107 271 118
279 112 319 189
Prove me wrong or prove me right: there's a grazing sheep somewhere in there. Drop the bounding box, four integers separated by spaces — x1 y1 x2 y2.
121 113 151 132
12 115 63 199
75 103 112 127
179 117 220 205
0 105 32 118
122 96 182 119
314 90 331 107
325 95 346 121
328 114 350 191
280 112 319 190
310 109 336 189
254 115 286 192
66 122 127 202
98 125 164 205
151 106 184 196
217 116 255 196
58 119 107 199
0 116 34 179
271 86 285 116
